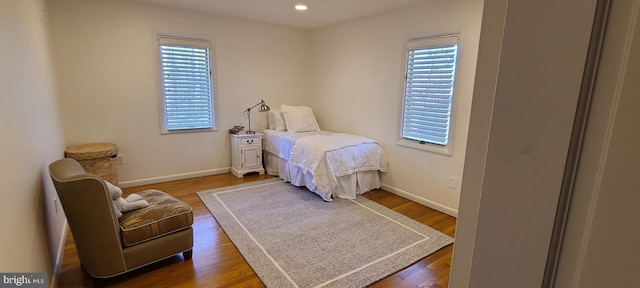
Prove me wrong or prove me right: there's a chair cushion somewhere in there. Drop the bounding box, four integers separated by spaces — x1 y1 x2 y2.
119 189 193 247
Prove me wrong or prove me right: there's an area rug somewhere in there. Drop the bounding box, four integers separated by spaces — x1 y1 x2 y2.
197 178 453 288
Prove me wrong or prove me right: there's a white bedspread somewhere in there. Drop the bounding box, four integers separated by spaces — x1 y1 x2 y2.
262 130 331 160
287 133 388 195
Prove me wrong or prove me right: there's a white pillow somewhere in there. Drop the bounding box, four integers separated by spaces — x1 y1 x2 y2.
267 109 287 131
281 105 320 132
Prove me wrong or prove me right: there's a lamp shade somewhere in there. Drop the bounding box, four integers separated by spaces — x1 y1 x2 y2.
258 102 270 112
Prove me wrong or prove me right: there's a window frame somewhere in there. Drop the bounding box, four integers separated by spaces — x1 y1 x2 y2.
397 34 460 156
157 35 217 134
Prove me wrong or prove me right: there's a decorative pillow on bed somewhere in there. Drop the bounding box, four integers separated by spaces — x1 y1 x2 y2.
281 105 320 132
267 108 287 131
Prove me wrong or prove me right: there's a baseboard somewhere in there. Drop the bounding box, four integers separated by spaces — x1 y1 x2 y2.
50 221 68 288
381 183 458 217
116 169 459 217
118 167 231 188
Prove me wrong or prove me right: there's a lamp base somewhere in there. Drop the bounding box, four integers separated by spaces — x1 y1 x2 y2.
245 130 256 134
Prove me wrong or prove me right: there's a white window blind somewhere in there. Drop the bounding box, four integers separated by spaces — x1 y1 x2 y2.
401 35 458 146
159 36 214 132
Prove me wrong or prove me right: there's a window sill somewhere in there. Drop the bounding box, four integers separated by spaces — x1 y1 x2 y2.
161 127 218 135
397 139 452 156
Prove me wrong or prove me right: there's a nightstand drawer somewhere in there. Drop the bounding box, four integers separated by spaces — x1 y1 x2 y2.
241 138 261 145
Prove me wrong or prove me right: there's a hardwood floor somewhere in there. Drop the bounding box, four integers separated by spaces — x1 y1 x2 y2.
56 173 456 288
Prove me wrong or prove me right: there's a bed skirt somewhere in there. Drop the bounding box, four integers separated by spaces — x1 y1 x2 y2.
263 151 381 201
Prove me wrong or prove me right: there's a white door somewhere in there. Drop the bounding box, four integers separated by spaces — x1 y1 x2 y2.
241 145 260 169
553 1 640 287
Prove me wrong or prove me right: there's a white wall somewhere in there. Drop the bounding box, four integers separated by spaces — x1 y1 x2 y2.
450 0 598 287
0 0 67 285
308 0 483 215
48 0 310 186
49 0 482 216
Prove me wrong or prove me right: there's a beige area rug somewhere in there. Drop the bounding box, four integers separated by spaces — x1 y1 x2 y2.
197 178 453 288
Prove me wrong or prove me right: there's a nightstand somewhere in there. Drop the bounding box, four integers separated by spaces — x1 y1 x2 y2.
230 132 265 178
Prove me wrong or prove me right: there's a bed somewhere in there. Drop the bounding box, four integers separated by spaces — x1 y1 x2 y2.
263 105 388 201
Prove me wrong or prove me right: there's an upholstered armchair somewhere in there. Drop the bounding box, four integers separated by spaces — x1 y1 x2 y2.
49 158 193 286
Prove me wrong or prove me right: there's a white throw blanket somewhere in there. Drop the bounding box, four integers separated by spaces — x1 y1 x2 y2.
289 133 388 194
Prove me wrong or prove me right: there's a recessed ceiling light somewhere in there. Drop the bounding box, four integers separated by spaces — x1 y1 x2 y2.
295 4 308 11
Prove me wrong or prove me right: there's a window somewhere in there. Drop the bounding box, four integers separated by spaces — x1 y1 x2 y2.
400 35 459 154
158 36 215 133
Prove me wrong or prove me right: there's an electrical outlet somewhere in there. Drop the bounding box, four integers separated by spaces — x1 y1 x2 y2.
448 176 458 189
115 155 125 165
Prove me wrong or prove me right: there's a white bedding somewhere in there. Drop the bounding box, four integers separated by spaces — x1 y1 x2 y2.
263 129 388 201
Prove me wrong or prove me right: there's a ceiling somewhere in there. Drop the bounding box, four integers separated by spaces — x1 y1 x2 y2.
131 0 426 29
